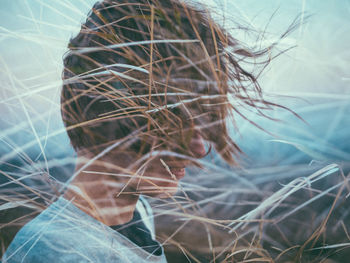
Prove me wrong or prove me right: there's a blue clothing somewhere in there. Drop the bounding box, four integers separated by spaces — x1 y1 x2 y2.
2 196 167 263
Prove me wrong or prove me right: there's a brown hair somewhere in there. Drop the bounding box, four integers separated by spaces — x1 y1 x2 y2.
61 0 275 165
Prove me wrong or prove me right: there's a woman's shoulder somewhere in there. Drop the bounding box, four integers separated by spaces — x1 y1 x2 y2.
2 197 107 262
2 196 167 263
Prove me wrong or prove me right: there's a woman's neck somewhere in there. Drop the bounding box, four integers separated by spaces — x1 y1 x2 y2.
63 159 139 226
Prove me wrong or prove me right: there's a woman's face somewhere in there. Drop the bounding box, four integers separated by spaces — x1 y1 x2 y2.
106 130 207 198
133 130 207 197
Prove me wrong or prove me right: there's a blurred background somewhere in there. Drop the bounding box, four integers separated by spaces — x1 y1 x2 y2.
1 0 349 261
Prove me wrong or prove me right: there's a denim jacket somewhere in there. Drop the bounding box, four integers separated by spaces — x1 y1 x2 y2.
2 196 167 263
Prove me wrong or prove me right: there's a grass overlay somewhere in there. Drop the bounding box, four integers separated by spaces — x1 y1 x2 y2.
0 0 349 262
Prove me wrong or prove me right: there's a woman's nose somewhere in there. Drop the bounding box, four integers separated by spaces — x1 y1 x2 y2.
189 131 206 158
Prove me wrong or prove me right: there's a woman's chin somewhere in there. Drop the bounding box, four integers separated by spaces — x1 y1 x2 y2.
156 187 179 198
138 182 180 198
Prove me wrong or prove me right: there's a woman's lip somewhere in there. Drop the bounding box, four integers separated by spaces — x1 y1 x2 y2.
169 167 186 179
164 161 191 167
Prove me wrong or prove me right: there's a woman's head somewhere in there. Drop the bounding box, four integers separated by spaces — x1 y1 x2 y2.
61 0 269 166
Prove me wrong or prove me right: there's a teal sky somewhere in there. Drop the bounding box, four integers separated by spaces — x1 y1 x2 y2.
0 0 349 114
0 0 349 166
